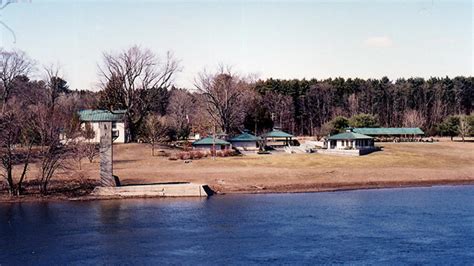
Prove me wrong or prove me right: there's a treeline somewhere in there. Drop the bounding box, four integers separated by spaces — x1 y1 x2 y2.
92 47 474 141
102 75 474 142
2 47 473 142
252 76 473 136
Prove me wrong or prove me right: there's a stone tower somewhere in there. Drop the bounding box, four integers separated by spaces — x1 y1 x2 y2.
99 121 116 187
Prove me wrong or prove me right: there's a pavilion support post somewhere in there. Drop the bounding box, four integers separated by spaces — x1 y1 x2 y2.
99 121 117 187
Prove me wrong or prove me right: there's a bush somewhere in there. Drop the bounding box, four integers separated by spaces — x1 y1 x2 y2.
157 150 170 157
191 151 204 159
172 149 235 160
223 149 236 157
178 152 190 160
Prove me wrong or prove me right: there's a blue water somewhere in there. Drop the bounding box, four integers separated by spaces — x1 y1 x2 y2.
1 186 473 265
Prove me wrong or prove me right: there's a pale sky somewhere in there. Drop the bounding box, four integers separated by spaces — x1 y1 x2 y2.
0 0 472 91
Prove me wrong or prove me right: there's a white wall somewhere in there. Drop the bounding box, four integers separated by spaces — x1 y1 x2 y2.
114 122 126 143
82 122 126 143
231 141 258 149
193 144 230 150
329 139 374 150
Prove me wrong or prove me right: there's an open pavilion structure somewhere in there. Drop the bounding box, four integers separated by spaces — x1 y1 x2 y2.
261 129 294 148
353 128 424 141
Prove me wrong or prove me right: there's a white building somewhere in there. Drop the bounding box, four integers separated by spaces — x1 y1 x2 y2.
325 130 376 156
78 110 127 143
229 132 261 151
192 136 231 150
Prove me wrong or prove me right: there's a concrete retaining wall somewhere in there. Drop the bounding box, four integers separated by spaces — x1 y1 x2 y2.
319 149 362 156
92 183 211 198
319 147 377 156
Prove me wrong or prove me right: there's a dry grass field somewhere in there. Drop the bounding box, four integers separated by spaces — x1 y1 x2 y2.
50 139 474 194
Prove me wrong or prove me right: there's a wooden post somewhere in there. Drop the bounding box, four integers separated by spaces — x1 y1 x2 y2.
99 121 116 187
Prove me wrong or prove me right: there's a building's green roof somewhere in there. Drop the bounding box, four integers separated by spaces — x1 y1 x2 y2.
262 129 294 138
353 127 424 135
78 109 126 122
192 137 230 146
328 132 373 140
230 132 261 142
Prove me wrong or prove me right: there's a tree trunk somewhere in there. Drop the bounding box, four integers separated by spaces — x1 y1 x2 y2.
6 166 14 196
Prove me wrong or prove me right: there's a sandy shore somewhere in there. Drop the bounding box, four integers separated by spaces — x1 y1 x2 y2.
1 140 473 202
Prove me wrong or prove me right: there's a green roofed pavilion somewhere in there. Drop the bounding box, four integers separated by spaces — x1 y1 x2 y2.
328 132 373 140
261 129 293 147
353 127 424 136
78 109 126 122
192 137 230 146
230 132 261 142
261 129 294 138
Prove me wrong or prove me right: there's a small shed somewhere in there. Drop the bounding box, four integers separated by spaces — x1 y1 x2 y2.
229 132 261 150
192 137 231 151
327 131 374 151
261 129 294 147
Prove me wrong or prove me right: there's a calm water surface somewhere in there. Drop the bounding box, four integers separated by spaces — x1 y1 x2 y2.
1 186 473 265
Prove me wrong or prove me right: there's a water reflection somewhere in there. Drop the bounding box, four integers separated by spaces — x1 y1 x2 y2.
0 186 473 264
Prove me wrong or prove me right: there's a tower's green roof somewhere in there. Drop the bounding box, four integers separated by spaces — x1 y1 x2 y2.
353 128 424 135
230 132 261 142
192 137 230 146
78 109 126 122
328 132 373 140
262 129 293 138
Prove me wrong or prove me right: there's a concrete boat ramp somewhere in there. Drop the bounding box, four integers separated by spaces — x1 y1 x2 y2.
91 182 212 198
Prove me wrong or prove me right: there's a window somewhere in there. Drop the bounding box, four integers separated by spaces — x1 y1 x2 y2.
112 121 117 129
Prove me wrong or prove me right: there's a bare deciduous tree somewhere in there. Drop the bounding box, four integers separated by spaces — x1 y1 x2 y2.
142 114 169 156
98 46 180 141
458 115 471 142
195 65 252 134
84 143 99 164
347 93 359 117
0 49 34 113
431 99 447 128
0 107 35 196
167 88 194 140
305 83 335 128
403 109 426 128
190 94 215 136
33 66 72 195
32 103 69 195
263 91 294 131
80 122 99 163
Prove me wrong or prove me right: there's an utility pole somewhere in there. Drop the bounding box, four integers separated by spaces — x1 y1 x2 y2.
212 124 216 160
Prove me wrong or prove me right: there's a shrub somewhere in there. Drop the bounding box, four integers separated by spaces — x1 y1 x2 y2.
177 152 190 160
157 150 170 157
223 149 236 157
191 151 204 159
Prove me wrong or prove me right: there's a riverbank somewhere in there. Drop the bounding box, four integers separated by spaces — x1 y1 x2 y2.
2 179 473 203
1 141 473 202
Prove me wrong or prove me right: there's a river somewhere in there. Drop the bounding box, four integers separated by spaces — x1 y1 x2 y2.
1 186 473 264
